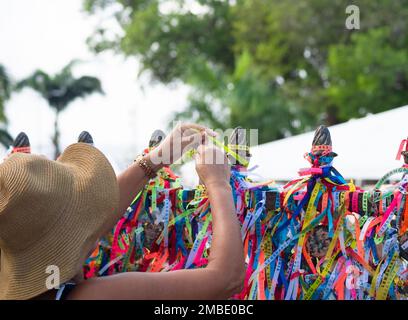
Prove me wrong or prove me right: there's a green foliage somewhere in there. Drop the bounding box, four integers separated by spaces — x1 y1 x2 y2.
119 0 235 84
17 61 103 112
17 61 103 157
0 128 13 147
84 0 408 143
0 64 10 122
328 27 408 121
175 51 306 143
0 64 13 147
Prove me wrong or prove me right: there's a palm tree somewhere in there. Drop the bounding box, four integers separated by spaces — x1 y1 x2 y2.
0 65 13 147
17 61 103 158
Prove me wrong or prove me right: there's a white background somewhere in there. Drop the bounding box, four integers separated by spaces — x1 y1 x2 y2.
0 0 190 171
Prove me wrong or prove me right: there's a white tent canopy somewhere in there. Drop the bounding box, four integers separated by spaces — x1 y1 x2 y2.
180 105 408 185
250 105 408 182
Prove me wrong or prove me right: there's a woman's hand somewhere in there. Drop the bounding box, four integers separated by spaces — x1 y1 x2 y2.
116 123 216 221
195 143 230 189
148 122 216 169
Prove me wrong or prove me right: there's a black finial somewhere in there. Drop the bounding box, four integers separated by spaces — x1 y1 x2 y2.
12 132 30 148
312 125 337 158
149 130 166 148
312 125 332 147
78 131 94 144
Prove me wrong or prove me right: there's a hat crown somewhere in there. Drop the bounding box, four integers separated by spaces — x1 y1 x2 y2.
0 153 74 251
0 143 119 299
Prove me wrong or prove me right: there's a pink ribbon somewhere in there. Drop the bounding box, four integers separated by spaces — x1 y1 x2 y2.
298 168 323 176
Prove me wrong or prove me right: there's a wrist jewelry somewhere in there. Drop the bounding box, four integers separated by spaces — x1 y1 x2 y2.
135 155 157 179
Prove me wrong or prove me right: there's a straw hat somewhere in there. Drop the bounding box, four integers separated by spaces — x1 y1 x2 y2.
0 143 119 300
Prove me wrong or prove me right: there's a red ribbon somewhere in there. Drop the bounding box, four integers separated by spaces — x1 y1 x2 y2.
396 139 407 160
11 146 31 154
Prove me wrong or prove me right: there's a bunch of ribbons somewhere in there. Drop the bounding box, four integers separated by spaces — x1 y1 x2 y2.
83 144 408 300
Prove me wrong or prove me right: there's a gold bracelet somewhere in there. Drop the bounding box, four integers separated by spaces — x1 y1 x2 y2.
134 155 157 179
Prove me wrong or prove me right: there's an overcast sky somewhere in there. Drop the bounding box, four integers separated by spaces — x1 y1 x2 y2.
0 0 190 171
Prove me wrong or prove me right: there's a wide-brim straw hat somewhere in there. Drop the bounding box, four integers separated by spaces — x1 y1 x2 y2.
0 143 119 300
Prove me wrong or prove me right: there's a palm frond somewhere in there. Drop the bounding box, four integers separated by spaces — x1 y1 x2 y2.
0 128 13 147
68 75 104 97
0 64 11 101
17 62 103 111
60 59 81 75
0 65 12 123
15 70 51 96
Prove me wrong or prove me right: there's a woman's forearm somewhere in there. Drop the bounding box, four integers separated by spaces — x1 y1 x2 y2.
74 180 246 300
116 154 162 220
205 181 245 292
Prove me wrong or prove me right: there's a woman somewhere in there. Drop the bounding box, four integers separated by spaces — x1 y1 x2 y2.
0 123 245 300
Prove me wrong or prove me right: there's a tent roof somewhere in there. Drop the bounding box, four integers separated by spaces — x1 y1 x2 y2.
250 105 408 181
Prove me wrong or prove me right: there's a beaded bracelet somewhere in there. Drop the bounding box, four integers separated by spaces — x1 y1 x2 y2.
135 155 157 179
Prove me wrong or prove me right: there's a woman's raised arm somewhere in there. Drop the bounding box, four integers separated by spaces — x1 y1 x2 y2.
70 143 245 299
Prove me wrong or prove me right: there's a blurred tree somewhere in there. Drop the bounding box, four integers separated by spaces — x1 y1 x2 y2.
174 51 308 142
233 0 408 125
0 64 13 147
327 27 408 121
83 0 408 143
0 65 11 117
17 61 103 158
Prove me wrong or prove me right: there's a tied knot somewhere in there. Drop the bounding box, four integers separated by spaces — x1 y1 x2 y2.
304 152 335 167
298 166 332 178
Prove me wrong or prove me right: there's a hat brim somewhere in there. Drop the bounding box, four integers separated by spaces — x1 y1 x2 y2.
0 143 119 300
